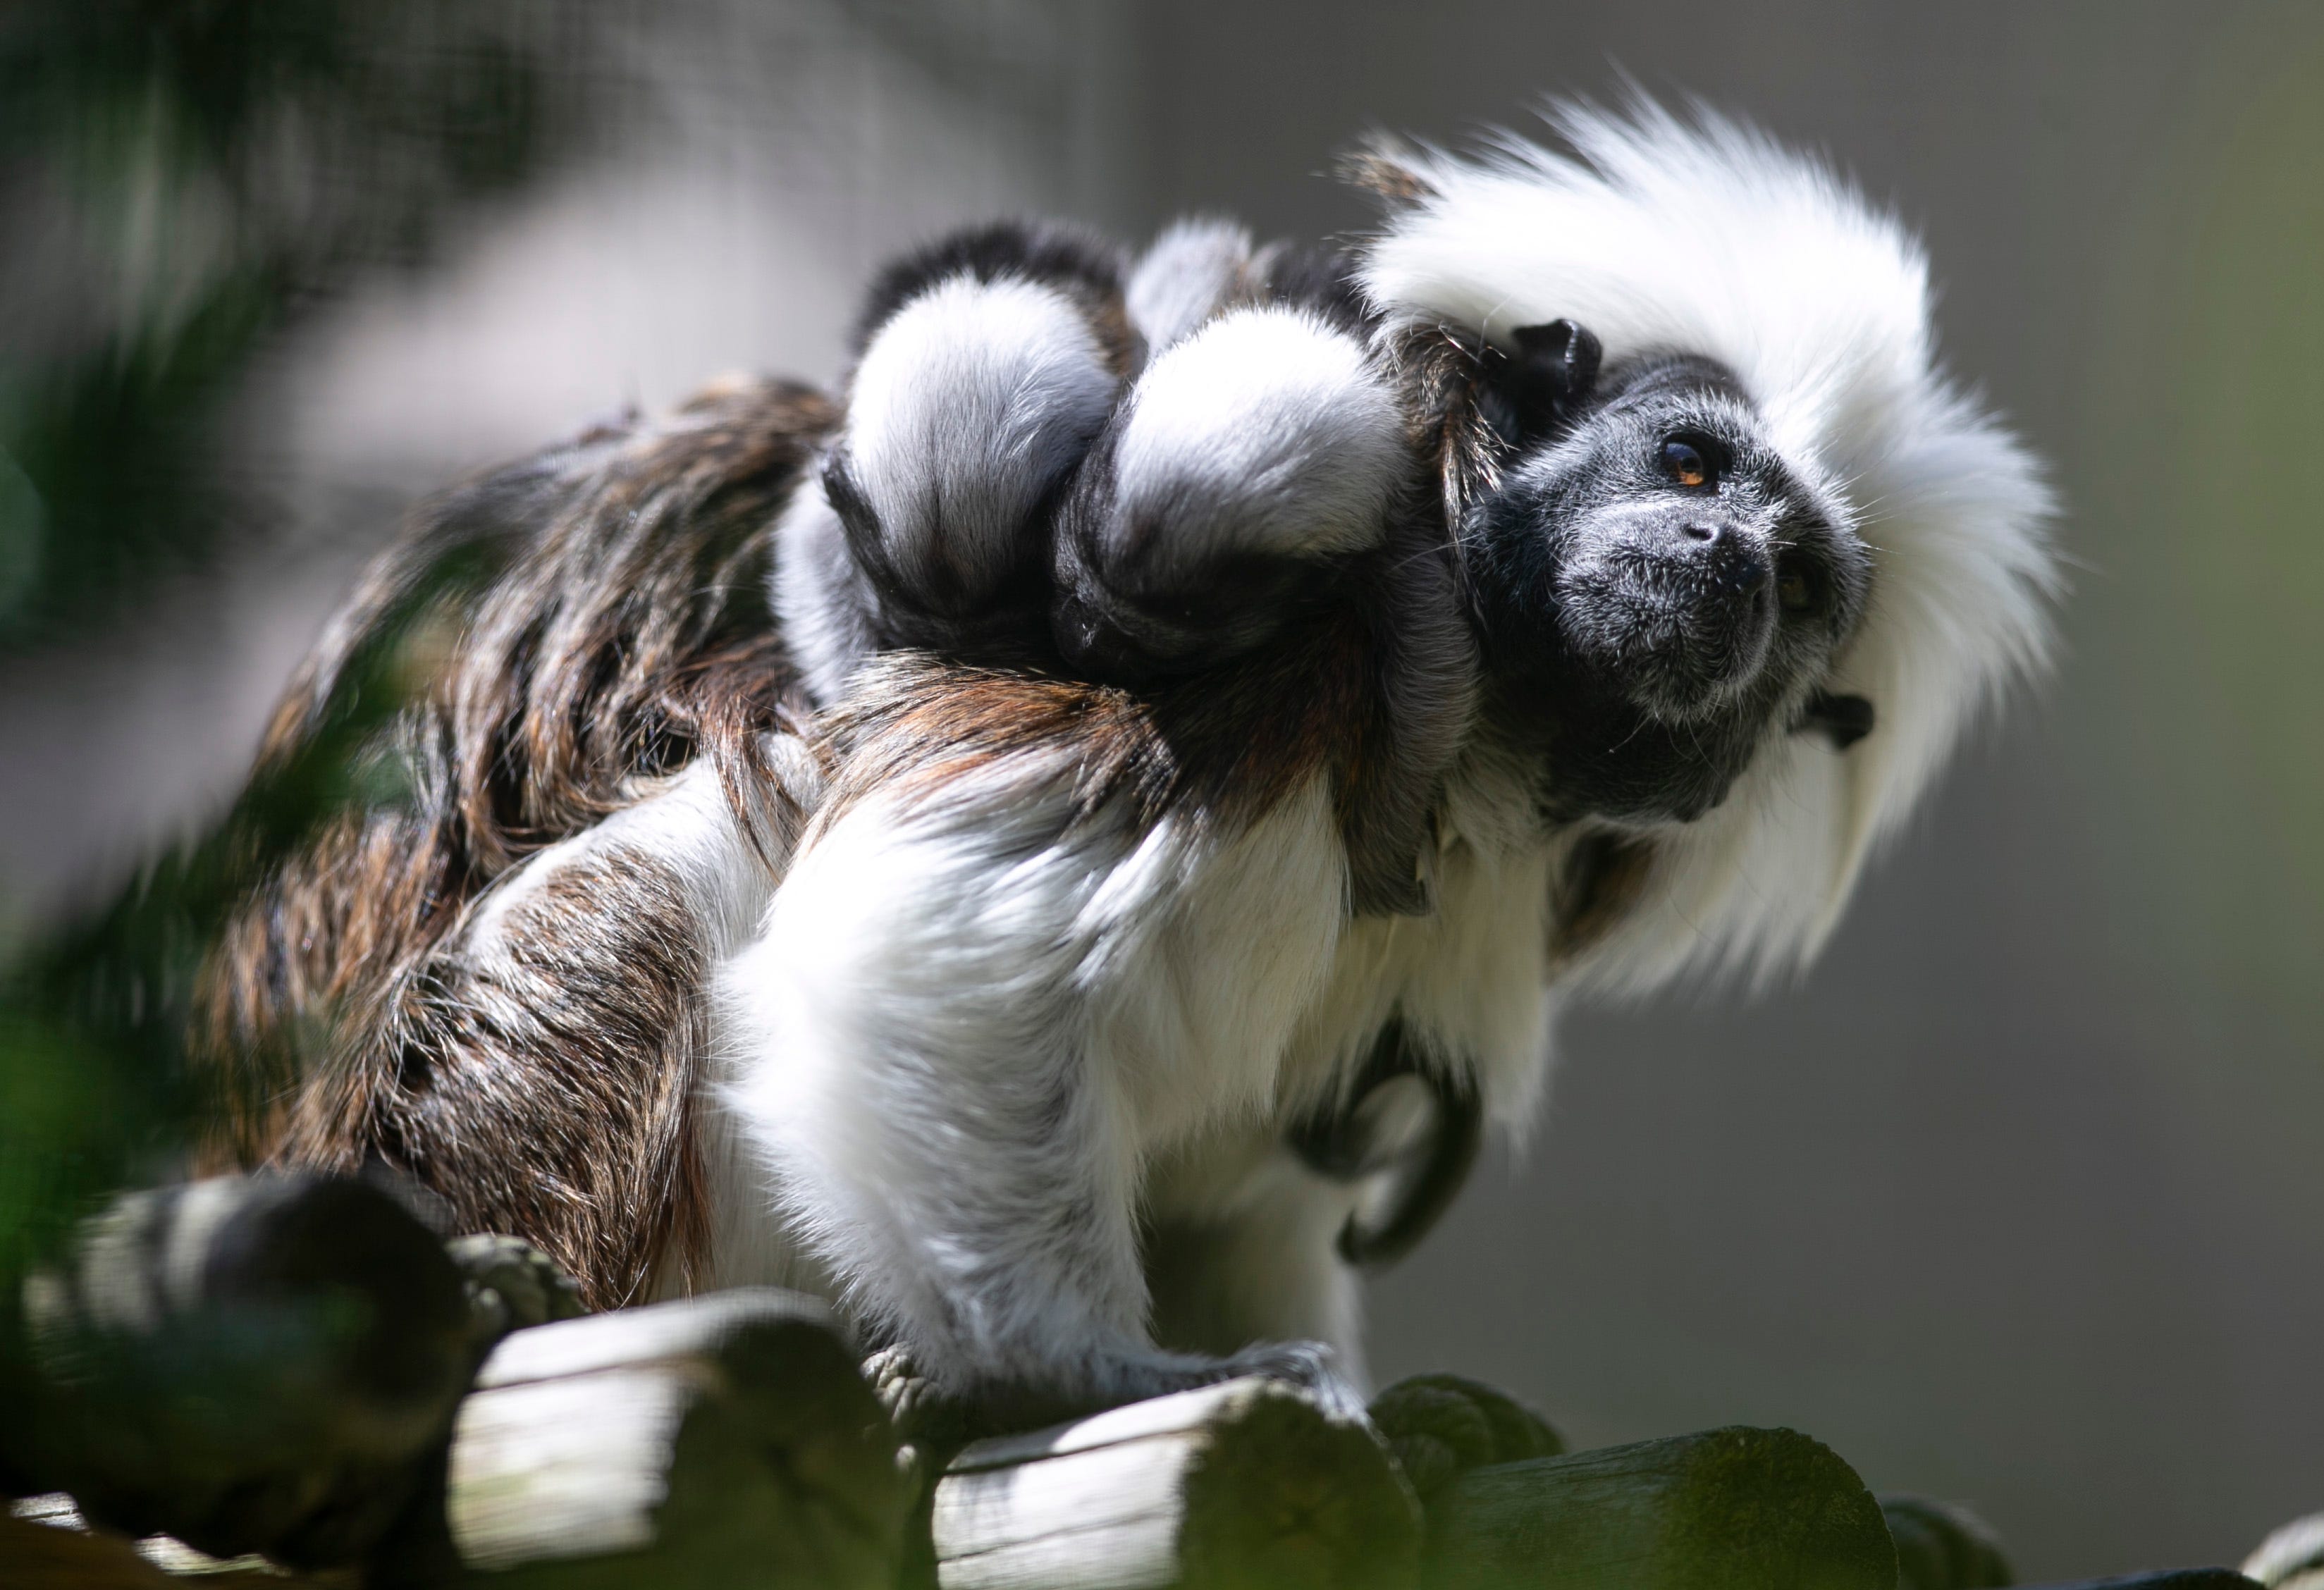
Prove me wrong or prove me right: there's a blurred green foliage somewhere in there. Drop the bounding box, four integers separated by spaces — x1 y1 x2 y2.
0 538 503 1283
0 0 596 646
0 1 596 1283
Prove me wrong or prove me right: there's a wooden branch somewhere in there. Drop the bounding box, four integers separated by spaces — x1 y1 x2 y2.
2015 1575 2258 1589
1883 1492 2012 1589
16 1180 2280 1590
2 1493 343 1590
931 1376 1422 1590
2246 1512 2324 1589
1415 1424 1894 1590
402 1288 909 1590
1886 1490 2265 1590
0 1511 183 1590
6 1174 475 1571
1369 1374 1563 1500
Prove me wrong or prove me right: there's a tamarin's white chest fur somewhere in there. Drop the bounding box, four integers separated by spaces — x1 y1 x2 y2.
1129 763 1564 1357
695 718 1564 1386
1021 765 1563 1166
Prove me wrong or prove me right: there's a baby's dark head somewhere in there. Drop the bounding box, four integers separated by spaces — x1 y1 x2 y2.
1465 323 1875 824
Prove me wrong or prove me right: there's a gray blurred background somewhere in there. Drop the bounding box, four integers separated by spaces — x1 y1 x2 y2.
3 1 2319 1577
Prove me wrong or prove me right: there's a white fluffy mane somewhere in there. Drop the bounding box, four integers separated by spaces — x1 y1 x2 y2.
1359 99 2061 991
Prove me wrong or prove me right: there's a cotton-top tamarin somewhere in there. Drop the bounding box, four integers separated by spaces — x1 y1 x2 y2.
197 102 2056 1422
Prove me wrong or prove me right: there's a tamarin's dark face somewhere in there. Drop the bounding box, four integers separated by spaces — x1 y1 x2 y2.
1468 340 1874 825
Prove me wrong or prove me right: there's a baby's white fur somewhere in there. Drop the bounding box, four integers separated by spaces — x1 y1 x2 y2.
1125 218 1253 353
843 274 1118 603
771 483 872 708
775 271 1124 706
1109 307 1404 579
1362 101 2060 985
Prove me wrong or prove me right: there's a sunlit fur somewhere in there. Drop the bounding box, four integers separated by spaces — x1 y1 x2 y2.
1109 306 1403 575
197 101 2060 1425
1124 218 1256 354
1050 302 1423 679
1363 101 2060 990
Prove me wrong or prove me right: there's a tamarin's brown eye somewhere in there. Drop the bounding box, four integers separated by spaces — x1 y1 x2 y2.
1777 567 1815 613
1659 437 1711 488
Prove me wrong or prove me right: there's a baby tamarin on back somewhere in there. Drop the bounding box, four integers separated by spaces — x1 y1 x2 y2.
197 102 2055 1418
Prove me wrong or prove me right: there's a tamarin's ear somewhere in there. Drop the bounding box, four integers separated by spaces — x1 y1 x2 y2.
1511 319 1601 403
1479 319 1603 448
1798 689 1876 749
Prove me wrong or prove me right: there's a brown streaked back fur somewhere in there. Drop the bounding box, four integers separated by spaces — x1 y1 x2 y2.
190 359 1461 1309
193 378 835 1306
187 312 1583 1314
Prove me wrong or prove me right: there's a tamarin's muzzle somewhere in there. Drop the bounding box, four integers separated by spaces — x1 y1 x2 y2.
1558 511 1781 722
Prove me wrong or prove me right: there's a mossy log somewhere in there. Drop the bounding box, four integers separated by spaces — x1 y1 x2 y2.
4 1174 474 1571
1 1176 2289 1590
1370 1374 1564 1500
400 1289 911 1590
2017 1574 2259 1589
930 1376 1422 1590
1415 1424 1895 1590
1883 1493 2013 1589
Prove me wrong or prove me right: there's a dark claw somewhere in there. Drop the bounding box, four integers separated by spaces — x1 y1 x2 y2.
1287 1019 1483 1271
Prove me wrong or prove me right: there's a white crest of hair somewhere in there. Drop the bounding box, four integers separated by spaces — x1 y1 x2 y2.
844 273 1117 599
1362 97 2061 985
1113 305 1404 580
1126 217 1254 352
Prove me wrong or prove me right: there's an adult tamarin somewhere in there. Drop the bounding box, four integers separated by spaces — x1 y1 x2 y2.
195 103 2057 1419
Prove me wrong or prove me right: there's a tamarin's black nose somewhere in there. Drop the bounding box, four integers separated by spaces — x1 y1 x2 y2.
1719 539 1772 595
1670 522 1771 595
